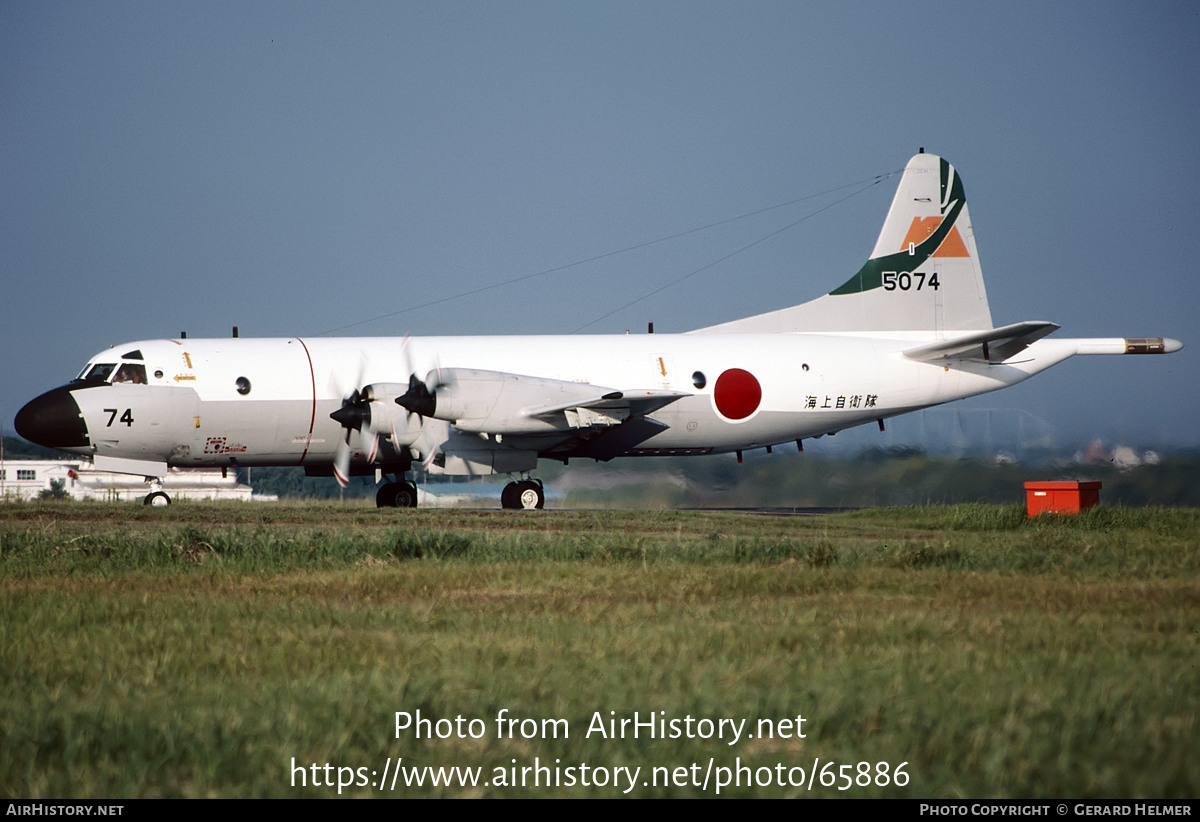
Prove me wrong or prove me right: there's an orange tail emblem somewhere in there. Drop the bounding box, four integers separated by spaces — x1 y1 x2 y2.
901 217 969 258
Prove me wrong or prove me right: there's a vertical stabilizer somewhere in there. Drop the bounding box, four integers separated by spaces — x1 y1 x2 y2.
697 153 993 334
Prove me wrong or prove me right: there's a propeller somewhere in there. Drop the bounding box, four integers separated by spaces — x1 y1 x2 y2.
329 388 369 430
328 358 370 488
328 340 439 486
395 373 437 418
328 338 449 484
329 391 360 488
392 335 448 467
397 335 448 414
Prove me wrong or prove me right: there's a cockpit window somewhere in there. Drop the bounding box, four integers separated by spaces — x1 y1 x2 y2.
122 349 144 360
81 363 117 382
113 363 147 384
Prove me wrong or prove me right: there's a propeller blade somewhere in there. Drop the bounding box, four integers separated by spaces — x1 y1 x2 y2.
327 354 372 487
333 432 351 488
364 430 380 464
389 415 419 449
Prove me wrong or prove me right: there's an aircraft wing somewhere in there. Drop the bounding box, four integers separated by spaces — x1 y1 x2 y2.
903 321 1061 364
521 389 691 428
418 367 691 435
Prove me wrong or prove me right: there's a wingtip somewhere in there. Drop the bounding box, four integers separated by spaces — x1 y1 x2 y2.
1124 337 1184 354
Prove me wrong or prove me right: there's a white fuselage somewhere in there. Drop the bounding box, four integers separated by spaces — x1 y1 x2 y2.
60 331 1066 473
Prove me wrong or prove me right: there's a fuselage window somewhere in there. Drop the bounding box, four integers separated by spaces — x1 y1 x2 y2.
113 363 148 384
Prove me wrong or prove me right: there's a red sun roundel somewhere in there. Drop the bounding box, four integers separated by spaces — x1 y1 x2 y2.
713 368 762 420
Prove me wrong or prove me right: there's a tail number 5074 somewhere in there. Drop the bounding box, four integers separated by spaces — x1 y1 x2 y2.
882 271 940 291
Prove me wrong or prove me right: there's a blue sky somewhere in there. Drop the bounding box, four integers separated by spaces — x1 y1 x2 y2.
3 1 1197 451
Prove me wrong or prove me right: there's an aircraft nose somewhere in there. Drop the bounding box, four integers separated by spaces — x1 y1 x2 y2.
14 385 90 450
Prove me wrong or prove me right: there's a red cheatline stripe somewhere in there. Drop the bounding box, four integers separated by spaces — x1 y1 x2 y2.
295 338 317 464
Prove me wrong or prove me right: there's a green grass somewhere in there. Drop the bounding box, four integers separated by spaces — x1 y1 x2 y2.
1 502 1196 797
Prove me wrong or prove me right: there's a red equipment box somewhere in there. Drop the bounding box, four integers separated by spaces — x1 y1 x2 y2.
1023 481 1102 517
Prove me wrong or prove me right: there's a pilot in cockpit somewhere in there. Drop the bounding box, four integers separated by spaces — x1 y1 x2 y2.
112 363 147 384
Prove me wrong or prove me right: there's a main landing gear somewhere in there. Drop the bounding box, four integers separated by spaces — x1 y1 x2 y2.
376 480 418 508
501 478 544 510
373 474 545 510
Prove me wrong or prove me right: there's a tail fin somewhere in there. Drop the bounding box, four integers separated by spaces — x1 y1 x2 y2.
697 152 993 335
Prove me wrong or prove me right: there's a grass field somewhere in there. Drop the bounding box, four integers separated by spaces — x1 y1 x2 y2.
1 501 1196 798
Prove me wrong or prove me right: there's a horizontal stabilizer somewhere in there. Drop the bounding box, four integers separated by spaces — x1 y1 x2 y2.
903 321 1060 363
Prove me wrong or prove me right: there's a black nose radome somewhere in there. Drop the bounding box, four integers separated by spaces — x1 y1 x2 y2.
14 385 90 450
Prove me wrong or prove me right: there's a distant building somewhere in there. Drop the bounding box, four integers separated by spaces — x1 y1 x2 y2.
0 459 260 503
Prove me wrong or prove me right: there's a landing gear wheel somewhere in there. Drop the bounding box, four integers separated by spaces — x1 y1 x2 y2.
502 480 544 510
517 481 544 510
500 482 518 509
144 491 171 506
376 482 418 508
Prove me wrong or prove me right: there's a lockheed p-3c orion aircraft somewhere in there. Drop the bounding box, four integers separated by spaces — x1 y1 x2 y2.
15 152 1182 507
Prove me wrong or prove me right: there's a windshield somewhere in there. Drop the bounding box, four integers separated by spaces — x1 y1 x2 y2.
80 363 117 382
